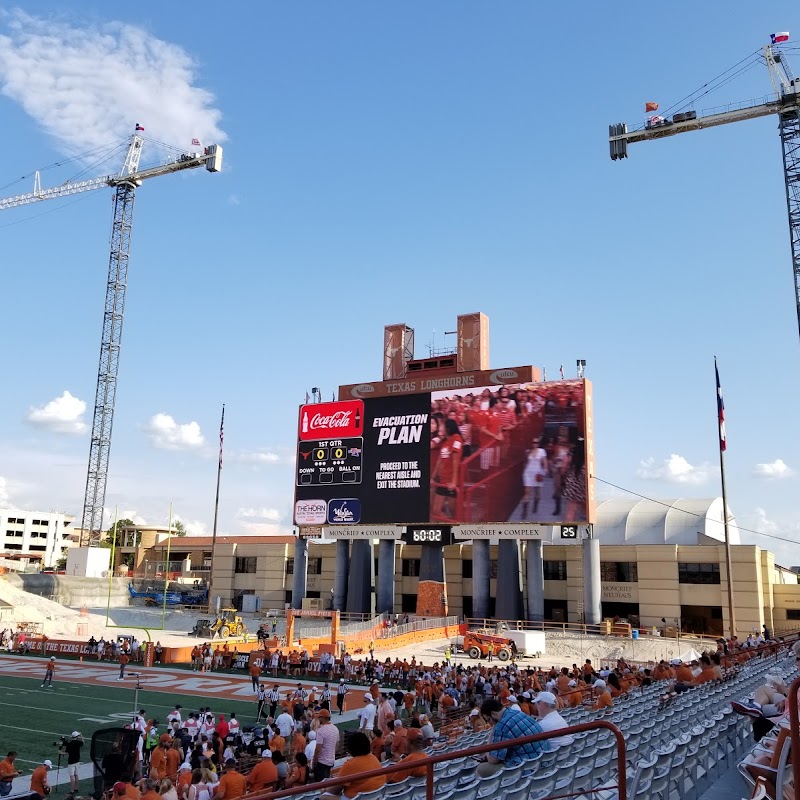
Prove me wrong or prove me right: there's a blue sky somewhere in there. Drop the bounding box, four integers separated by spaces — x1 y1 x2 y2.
1 3 799 564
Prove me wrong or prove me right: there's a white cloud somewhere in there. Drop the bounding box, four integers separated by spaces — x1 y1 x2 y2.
0 10 226 159
637 454 713 485
753 459 794 480
174 516 207 537
236 450 283 465
747 507 781 535
0 476 12 507
26 390 88 435
237 507 282 522
143 413 204 450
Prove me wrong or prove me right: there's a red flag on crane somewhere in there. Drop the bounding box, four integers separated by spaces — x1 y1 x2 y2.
771 32 790 44
645 102 659 112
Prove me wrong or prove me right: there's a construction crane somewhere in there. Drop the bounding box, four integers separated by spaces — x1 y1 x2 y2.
609 43 800 338
0 130 224 545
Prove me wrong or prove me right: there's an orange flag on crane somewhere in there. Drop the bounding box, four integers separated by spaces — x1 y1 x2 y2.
645 102 659 112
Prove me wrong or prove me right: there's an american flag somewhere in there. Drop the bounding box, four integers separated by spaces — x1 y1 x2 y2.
218 405 225 469
559 364 564 380
542 366 547 382
305 391 310 404
715 360 726 451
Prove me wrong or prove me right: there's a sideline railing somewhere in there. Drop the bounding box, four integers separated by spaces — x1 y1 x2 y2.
244 719 627 800
377 615 460 639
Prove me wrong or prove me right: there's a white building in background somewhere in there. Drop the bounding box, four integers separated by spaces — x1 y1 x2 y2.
0 509 75 569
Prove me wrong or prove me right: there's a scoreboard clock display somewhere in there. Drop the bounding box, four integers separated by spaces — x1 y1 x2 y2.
296 437 363 486
401 526 453 546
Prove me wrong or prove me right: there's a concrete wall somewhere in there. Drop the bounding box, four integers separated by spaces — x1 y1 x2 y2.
6 574 130 608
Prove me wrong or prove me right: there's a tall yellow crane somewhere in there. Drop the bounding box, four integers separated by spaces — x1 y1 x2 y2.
609 43 800 338
0 129 224 545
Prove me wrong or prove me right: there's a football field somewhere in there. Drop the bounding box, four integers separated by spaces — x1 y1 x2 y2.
0 672 260 767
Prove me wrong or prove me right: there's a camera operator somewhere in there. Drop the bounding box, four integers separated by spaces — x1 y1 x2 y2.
65 732 84 793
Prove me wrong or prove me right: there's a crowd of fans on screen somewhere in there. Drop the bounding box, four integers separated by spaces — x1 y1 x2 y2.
3 631 797 800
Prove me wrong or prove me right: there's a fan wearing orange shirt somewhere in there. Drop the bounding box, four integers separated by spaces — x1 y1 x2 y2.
388 731 427 782
592 680 613 710
29 760 51 800
213 760 246 800
245 753 277 794
139 779 161 800
149 737 170 781
330 732 386 799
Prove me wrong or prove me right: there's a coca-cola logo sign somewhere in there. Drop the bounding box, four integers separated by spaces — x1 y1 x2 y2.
299 400 364 441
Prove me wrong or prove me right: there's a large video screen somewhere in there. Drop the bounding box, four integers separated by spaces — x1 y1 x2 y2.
294 379 593 526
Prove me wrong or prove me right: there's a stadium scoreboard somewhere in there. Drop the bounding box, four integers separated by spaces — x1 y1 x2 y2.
296 437 363 486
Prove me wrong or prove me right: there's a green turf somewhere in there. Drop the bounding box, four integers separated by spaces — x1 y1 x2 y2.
0 671 354 771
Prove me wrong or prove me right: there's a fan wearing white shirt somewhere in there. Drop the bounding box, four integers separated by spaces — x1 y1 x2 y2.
534 692 574 750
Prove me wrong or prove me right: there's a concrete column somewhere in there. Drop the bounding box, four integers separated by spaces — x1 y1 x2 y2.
346 539 373 615
472 540 490 620
417 543 447 616
583 536 602 625
496 538 523 621
376 539 396 615
526 539 544 622
333 540 350 611
291 537 308 610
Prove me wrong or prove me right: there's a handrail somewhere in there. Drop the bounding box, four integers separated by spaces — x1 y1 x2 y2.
243 719 627 800
789 674 800 798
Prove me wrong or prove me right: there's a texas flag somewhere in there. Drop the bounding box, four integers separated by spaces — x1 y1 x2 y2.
135 123 145 131
771 32 790 44
715 358 726 452
191 138 201 147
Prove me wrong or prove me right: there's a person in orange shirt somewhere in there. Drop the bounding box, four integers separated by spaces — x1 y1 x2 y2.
213 760 246 800
245 752 277 794
389 721 409 759
292 729 306 756
29 760 51 800
112 781 135 800
325 732 385 799
592 680 613 710
165 740 182 779
0 750 23 795
149 737 170 780
176 766 192 800
140 778 161 800
269 726 285 756
41 656 56 688
389 731 427 781
118 651 130 681
249 661 261 693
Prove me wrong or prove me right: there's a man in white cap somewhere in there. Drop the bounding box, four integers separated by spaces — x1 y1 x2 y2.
41 656 56 688
65 731 84 793
358 692 377 739
534 692 574 749
29 759 51 800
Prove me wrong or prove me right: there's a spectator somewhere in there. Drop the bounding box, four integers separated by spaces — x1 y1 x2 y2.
271 751 288 789
245 752 277 794
311 709 339 781
285 753 308 788
322 732 385 799
533 692 574 749
212 759 245 800
358 693 377 740
389 730 427 781
159 778 178 800
475 698 547 777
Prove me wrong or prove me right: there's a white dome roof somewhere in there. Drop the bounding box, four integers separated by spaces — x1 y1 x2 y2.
547 497 740 545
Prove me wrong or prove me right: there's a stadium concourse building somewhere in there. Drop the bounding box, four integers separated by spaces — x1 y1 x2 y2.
116 497 800 638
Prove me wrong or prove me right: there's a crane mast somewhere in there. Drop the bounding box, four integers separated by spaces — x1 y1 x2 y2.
0 131 223 546
609 45 800 340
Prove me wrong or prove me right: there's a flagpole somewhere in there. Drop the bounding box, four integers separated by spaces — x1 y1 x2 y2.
715 359 736 639
207 404 225 615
